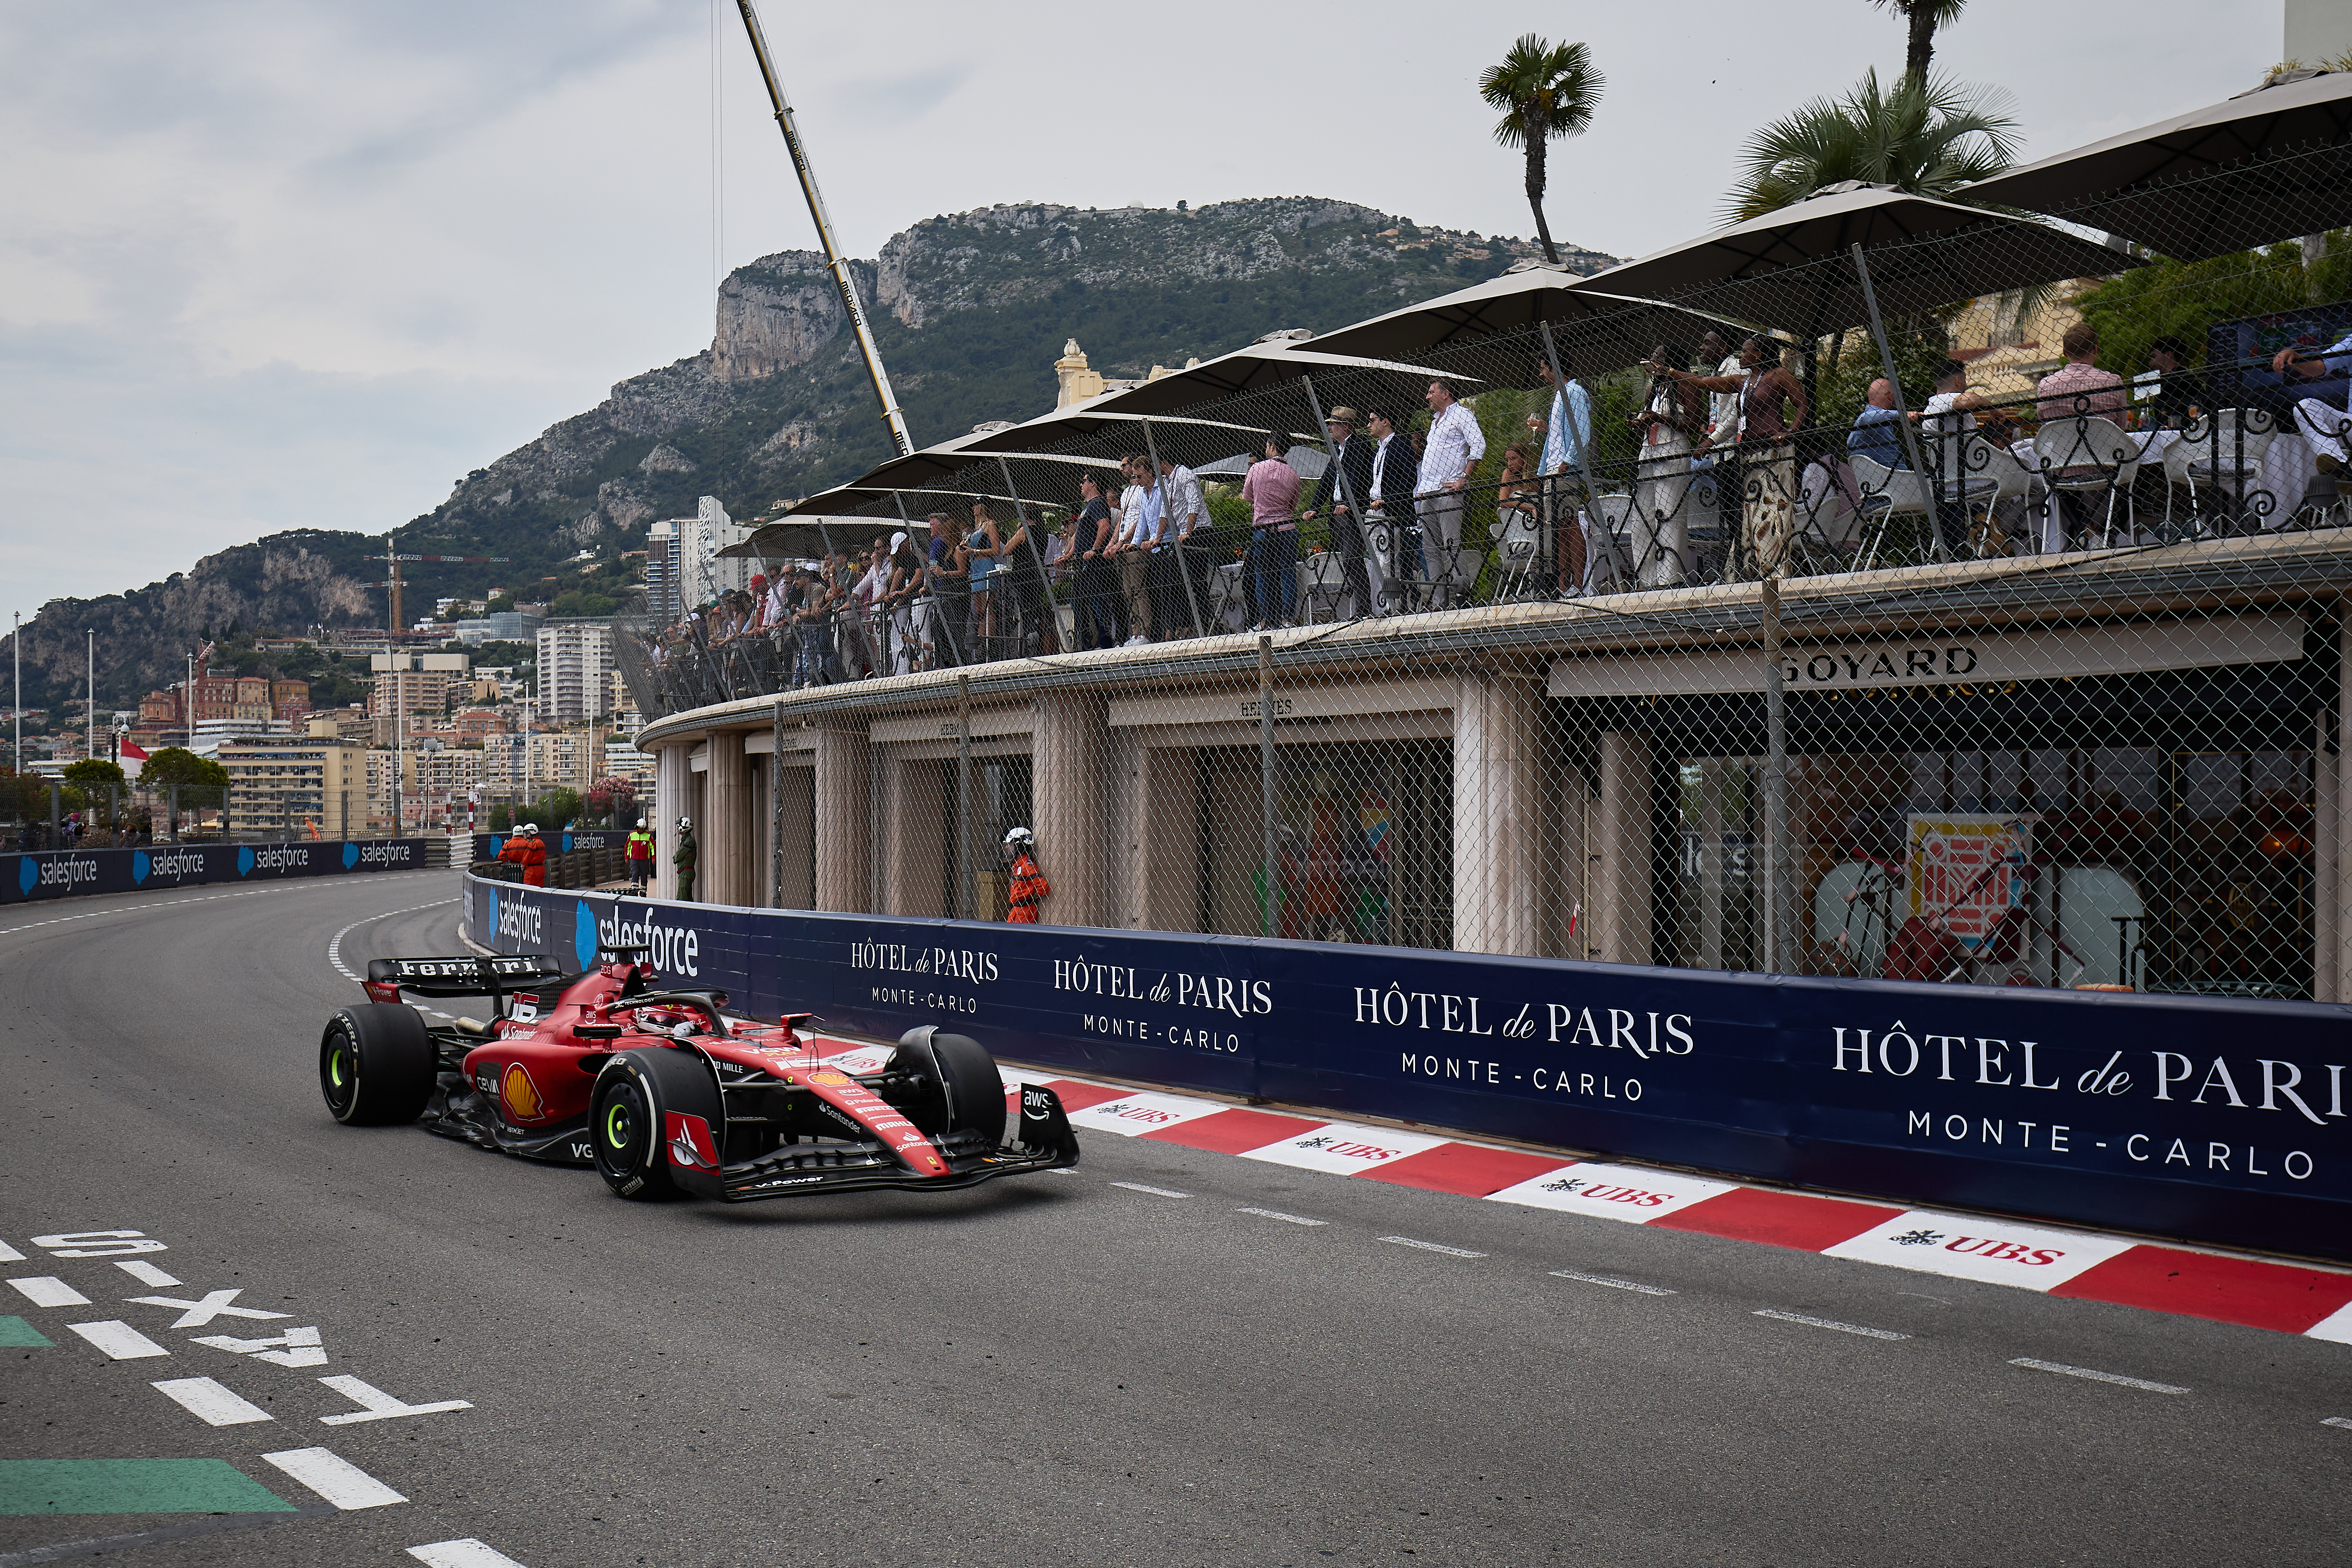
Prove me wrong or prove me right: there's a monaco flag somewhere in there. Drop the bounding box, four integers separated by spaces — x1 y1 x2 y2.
117 738 148 779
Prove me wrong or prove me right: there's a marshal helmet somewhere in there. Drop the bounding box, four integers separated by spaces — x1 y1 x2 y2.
1003 825 1035 849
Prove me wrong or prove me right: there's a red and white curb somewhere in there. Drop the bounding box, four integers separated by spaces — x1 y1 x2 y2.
838 1040 2352 1346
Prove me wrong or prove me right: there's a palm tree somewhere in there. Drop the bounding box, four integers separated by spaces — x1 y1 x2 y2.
1478 35 1604 266
1866 0 1970 83
1725 68 2021 222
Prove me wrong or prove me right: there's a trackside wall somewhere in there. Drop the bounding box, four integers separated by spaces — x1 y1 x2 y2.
459 869 2352 1261
2 840 432 905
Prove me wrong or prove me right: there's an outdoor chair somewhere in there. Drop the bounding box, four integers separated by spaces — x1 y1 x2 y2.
2178 409 2278 534
1297 551 1347 624
1846 454 1932 569
1585 495 1638 594
1489 507 1543 599
2032 416 2140 547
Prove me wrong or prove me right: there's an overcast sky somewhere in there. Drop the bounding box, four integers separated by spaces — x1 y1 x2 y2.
0 0 2283 631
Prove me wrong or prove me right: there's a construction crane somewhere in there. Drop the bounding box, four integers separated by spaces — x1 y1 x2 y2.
367 534 512 635
732 0 914 458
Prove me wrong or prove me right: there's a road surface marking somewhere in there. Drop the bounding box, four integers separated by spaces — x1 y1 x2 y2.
1550 1268 1677 1296
115 1261 179 1288
408 1541 530 1567
194 1326 327 1367
262 1448 406 1510
1380 1236 1486 1258
327 898 457 983
65 1321 169 1360
6 1279 88 1309
2323 1416 2352 1430
0 1242 23 1263
2008 1357 2188 1393
1237 1208 1326 1226
1110 1182 1191 1198
152 1378 273 1427
0 1317 53 1348
317 1375 472 1425
0 1457 295 1518
127 1290 289 1328
1753 1308 1910 1341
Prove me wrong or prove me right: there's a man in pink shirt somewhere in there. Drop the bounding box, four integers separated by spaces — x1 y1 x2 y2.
2036 323 2126 424
1241 433 1302 630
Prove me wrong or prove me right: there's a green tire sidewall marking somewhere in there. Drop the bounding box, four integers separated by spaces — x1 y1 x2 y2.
603 1100 632 1150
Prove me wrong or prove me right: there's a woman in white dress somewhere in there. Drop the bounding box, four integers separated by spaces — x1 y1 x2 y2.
1630 340 1706 587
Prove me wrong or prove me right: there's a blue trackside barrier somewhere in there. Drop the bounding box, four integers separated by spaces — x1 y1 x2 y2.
471 831 623 864
458 871 2352 1262
4 839 432 905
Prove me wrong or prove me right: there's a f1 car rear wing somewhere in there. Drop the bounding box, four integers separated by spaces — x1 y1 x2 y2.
367 954 571 1005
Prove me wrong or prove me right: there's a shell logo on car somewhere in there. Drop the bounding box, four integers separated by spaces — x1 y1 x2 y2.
808 1070 853 1088
501 1063 545 1121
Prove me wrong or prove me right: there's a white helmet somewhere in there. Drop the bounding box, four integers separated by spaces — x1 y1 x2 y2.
677 815 693 831
636 817 646 827
1003 825 1034 849
521 822 539 834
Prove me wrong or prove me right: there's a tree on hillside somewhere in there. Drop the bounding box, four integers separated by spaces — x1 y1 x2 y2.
1725 69 2019 221
1866 0 1969 83
1479 36 1604 266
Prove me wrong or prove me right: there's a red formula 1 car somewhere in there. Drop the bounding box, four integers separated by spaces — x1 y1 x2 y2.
316 946 1078 1202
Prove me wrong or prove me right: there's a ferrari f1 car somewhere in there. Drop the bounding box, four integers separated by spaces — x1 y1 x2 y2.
317 946 1078 1202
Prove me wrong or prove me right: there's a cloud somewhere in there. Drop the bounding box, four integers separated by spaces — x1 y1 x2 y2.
0 0 2280 630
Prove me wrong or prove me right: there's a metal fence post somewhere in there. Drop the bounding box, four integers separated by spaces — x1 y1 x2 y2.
48 781 59 843
1259 635 1278 938
771 698 786 908
957 673 973 921
1851 242 1941 559
169 785 179 843
1762 574 1791 974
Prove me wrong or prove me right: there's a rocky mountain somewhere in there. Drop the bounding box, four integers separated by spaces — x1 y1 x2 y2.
13 197 1613 712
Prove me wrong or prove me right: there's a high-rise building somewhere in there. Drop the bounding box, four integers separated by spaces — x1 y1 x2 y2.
536 620 615 725
217 721 365 838
645 519 682 622
676 496 751 609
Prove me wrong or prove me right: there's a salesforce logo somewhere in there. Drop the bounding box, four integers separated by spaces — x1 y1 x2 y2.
343 842 360 869
596 905 701 978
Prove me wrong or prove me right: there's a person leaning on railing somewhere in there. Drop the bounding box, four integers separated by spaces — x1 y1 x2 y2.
1306 406 1376 619
1069 473 1124 649
1652 335 1805 579
1242 431 1302 630
1111 455 1158 645
1416 378 1486 608
1630 341 1704 588
1533 353 1592 596
884 531 926 676
1154 452 1209 641
998 503 1047 657
967 501 1001 659
1364 406 1423 613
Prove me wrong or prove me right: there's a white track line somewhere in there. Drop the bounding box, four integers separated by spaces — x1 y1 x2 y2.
2008 1357 2188 1394
7 1277 89 1307
1551 1268 1678 1296
1754 1308 1910 1341
152 1376 273 1426
2323 1416 2352 1430
1380 1235 1487 1258
328 897 460 983
1110 1181 1191 1198
1237 1207 1327 1226
407 1541 529 1567
0 1241 25 1262
66 1320 170 1359
0 871 448 942
263 1447 408 1509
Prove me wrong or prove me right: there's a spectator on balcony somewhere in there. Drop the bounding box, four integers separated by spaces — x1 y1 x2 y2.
1111 455 1159 645
996 503 1046 656
1654 336 1807 578
1155 453 1210 639
789 567 829 688
1631 340 1704 588
1242 432 1303 630
1533 355 1591 594
1308 407 1375 618
1691 330 1743 545
931 515 971 667
2270 329 2352 476
966 501 1002 659
1848 379 1907 469
1070 472 1124 649
1366 406 1423 613
1417 379 1485 608
884 530 926 674
2141 335 2197 430
1921 359 1991 556
2036 323 2126 424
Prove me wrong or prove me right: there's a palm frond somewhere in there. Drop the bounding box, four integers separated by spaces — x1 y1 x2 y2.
1723 67 2020 222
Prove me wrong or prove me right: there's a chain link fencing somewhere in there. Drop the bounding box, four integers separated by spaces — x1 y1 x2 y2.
622 140 2352 1004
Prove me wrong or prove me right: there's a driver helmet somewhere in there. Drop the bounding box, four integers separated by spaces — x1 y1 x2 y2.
677 815 693 831
637 1006 698 1035
1003 825 1035 850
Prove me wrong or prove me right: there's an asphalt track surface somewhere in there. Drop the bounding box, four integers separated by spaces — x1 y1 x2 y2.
1 871 2347 1567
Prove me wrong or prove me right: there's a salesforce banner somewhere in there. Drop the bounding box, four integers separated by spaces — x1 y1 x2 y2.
463 872 2352 1261
469 831 623 865
3 839 431 905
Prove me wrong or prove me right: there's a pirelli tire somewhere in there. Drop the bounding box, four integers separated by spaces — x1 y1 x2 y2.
319 1005 435 1127
590 1047 723 1201
888 1027 1007 1147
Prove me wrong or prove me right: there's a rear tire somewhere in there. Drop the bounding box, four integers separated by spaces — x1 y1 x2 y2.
319 1006 433 1126
889 1028 1006 1146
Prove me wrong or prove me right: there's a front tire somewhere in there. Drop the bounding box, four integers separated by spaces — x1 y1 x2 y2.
889 1028 1006 1146
320 1006 434 1126
590 1048 723 1200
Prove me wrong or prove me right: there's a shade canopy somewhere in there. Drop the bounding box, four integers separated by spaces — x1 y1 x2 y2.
1962 69 2352 261
719 516 894 560
1307 262 1747 372
1572 182 2138 336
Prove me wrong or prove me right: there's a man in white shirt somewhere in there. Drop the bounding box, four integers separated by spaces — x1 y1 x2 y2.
1110 456 1157 644
1417 379 1486 608
1155 454 1209 638
1534 355 1593 594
